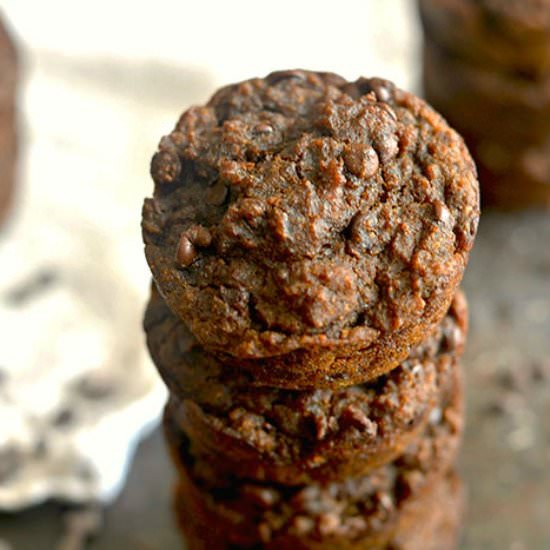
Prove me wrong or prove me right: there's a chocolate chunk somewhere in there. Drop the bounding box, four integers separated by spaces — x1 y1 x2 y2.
343 143 379 178
175 235 196 267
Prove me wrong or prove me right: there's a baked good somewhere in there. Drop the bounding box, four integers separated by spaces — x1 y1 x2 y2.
142 69 479 384
0 16 17 226
423 41 550 208
472 138 550 209
423 41 550 147
147 287 466 484
176 472 463 550
167 365 463 549
418 0 550 78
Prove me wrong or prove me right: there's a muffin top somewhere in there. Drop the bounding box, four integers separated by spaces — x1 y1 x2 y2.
143 70 479 358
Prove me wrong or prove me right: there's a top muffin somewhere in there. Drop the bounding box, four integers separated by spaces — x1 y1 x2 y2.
143 70 478 360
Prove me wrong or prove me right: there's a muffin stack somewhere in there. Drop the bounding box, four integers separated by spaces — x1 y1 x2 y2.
0 15 17 226
142 70 480 549
419 0 550 209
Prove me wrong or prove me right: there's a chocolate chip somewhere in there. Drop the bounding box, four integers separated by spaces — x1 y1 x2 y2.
255 123 274 134
266 70 306 85
175 235 196 267
206 180 228 205
352 77 394 102
343 144 379 178
175 224 214 267
375 133 399 162
366 78 393 103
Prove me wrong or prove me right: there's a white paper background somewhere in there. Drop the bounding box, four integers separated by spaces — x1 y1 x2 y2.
0 0 417 510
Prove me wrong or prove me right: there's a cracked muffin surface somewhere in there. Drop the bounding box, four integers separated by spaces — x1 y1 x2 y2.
143 69 479 360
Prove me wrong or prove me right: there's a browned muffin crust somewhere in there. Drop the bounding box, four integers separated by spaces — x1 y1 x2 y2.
418 0 550 77
143 70 479 375
0 16 17 227
147 288 466 484
167 367 463 549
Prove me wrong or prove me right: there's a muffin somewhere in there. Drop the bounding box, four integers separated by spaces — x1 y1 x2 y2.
420 0 550 208
418 0 550 77
142 69 479 383
167 364 463 549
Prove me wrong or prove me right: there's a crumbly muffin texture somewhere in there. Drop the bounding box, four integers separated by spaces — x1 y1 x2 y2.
143 70 479 358
167 363 463 549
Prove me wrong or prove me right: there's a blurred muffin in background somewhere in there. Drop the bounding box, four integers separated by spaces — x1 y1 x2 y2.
419 0 550 209
0 13 17 227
